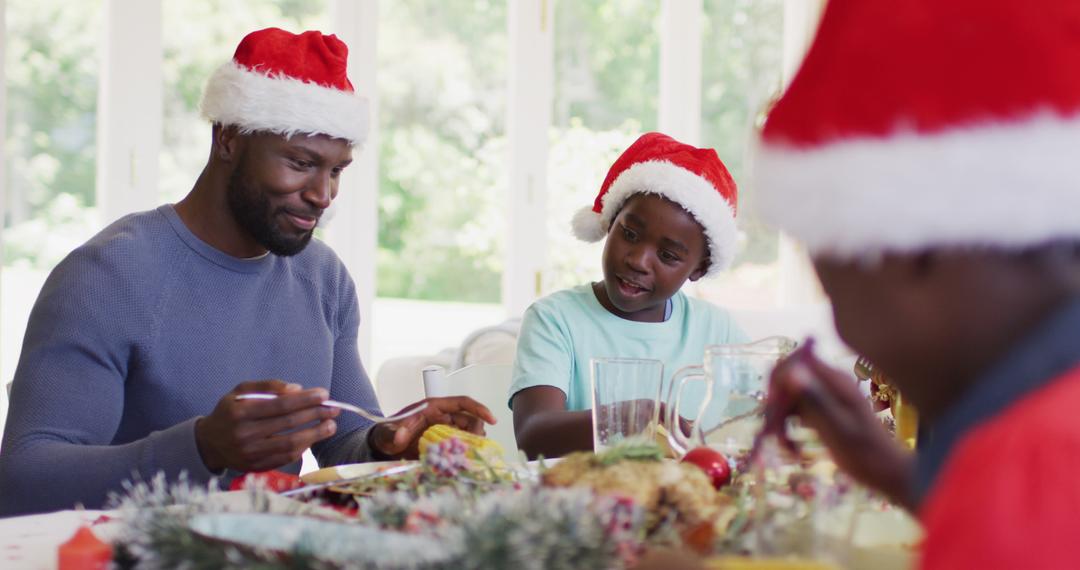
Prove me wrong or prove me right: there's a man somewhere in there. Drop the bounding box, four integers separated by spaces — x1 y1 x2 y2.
0 28 494 517
754 0 1080 567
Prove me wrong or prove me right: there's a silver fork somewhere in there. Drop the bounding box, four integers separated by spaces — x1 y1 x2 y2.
234 393 428 424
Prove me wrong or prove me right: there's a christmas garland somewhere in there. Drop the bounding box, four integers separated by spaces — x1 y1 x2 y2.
107 440 863 568
108 459 648 568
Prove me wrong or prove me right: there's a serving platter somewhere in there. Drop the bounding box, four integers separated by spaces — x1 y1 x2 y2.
300 460 416 484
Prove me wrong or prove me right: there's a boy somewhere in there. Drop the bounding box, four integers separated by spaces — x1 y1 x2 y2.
754 0 1080 567
510 132 748 458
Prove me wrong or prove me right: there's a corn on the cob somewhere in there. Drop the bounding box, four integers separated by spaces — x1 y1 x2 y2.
419 424 504 462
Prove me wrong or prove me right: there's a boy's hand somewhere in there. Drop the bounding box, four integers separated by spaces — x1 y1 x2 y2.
769 343 916 510
368 396 497 459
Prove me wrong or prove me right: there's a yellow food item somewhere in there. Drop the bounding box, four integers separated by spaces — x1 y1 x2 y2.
418 424 504 463
707 557 840 570
653 423 678 458
892 391 919 449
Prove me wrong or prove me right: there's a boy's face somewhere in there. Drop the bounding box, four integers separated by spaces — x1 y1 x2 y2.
813 254 991 420
597 193 709 322
813 258 914 371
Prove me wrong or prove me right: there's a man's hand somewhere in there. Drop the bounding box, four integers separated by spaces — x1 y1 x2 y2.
769 343 916 511
369 396 497 459
195 380 340 473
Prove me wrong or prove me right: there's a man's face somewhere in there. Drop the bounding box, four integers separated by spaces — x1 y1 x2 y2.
226 132 353 256
599 193 709 322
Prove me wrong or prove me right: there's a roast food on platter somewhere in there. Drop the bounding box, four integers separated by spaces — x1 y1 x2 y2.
541 443 735 550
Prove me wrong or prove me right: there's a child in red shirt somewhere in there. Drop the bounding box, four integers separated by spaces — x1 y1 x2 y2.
753 0 1080 567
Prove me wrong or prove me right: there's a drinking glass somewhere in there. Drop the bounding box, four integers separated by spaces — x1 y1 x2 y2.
590 357 664 451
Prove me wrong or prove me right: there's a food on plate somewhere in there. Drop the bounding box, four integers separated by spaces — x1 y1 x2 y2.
654 423 679 458
418 424 504 464
541 443 729 547
706 556 841 569
334 427 516 499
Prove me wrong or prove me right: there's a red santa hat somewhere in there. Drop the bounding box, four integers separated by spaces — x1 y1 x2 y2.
572 132 739 275
754 0 1080 259
200 28 369 146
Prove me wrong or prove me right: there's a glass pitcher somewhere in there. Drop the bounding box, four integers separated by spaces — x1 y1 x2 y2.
665 336 797 457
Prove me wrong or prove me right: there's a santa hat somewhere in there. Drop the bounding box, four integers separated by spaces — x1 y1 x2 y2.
572 132 739 275
200 28 369 146
753 0 1080 259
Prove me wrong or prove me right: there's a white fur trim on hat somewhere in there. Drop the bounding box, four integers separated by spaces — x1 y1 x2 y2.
571 206 608 242
578 160 739 275
200 61 369 145
753 112 1080 259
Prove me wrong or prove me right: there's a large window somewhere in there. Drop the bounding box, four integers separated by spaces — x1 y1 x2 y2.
545 0 660 293
0 1 817 427
691 0 785 309
376 0 507 304
2 0 102 387
369 1 509 375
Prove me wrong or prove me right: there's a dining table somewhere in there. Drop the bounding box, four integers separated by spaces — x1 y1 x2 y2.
0 508 121 570
0 492 918 570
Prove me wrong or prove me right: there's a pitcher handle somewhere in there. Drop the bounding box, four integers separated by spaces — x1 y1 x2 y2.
666 364 705 457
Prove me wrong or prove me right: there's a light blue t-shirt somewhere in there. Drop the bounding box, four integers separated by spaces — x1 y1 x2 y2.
509 283 748 410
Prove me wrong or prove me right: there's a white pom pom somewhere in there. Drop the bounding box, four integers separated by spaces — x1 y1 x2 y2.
571 207 607 242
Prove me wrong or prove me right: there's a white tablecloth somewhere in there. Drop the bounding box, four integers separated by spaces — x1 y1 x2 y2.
0 491 331 569
0 509 121 570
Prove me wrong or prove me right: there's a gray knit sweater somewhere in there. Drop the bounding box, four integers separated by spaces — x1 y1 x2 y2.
0 205 381 516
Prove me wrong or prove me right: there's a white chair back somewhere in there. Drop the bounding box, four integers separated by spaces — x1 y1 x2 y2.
428 363 517 458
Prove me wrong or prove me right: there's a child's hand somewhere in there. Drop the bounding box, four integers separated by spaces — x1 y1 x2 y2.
768 340 916 510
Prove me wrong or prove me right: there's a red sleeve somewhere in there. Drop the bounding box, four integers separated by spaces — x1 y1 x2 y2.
920 406 1080 570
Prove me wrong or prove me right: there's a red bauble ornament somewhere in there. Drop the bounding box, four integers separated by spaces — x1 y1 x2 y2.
681 447 732 489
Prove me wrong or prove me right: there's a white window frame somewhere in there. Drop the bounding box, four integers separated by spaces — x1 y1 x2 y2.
96 0 162 224
325 0 379 367
503 0 554 318
0 0 6 349
777 0 827 306
659 0 704 146
0 0 8 438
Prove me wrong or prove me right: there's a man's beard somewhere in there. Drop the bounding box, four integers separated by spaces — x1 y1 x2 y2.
226 165 314 257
